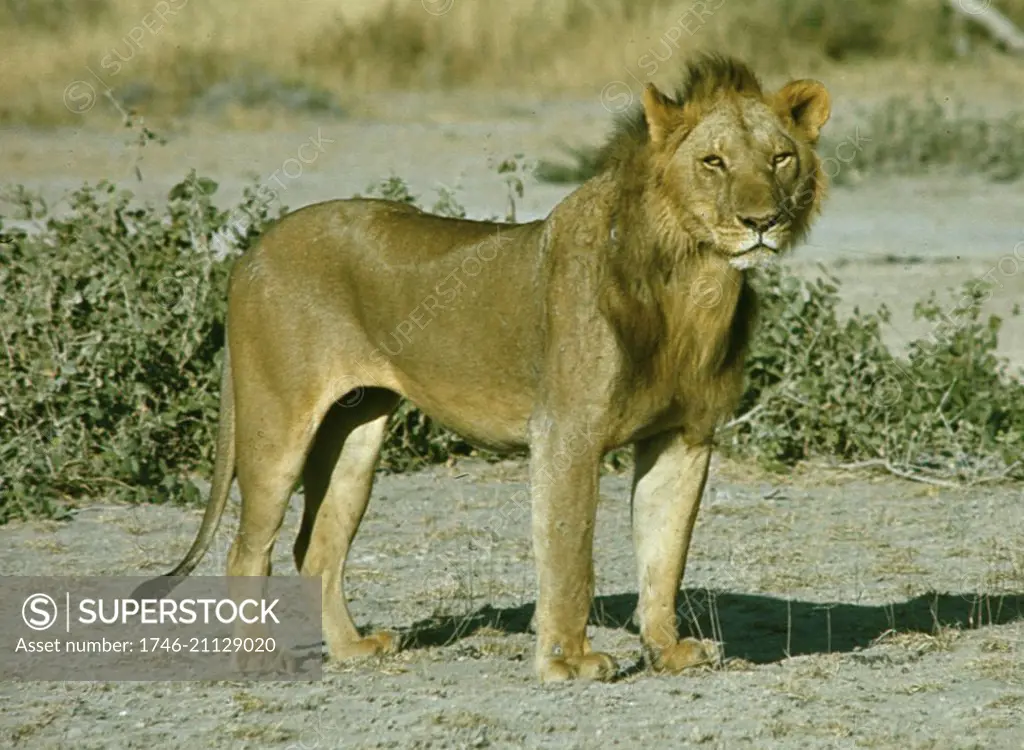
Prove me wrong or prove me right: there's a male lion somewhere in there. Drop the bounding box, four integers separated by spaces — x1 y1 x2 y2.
144 55 830 682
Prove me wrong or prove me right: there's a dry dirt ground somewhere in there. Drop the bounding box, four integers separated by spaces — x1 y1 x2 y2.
1 461 1022 749
2 87 1023 748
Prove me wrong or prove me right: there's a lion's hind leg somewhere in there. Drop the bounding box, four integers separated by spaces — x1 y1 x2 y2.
295 387 401 662
225 369 323 674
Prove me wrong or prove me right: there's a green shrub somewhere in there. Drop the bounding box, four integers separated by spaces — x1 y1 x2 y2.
0 173 275 521
729 265 1024 481
2 171 1022 522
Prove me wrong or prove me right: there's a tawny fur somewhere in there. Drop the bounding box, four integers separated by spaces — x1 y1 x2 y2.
139 54 831 682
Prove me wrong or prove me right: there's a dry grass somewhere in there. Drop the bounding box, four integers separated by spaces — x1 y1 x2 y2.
972 653 1024 684
223 723 297 744
872 625 963 654
986 693 1024 709
5 0 1024 124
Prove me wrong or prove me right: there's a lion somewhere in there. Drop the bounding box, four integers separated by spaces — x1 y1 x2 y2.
139 54 830 682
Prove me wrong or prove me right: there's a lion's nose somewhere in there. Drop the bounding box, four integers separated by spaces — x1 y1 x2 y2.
737 211 781 233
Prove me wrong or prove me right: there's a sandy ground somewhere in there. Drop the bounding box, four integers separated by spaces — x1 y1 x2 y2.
1 461 1022 748
2 88 1023 748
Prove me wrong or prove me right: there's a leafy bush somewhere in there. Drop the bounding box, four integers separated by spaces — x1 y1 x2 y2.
0 173 275 521
2 171 1022 522
729 266 1024 482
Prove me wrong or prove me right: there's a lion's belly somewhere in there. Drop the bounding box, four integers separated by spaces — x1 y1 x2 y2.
397 379 535 452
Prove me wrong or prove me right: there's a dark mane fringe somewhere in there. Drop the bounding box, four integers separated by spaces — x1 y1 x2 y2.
598 54 764 170
671 53 763 107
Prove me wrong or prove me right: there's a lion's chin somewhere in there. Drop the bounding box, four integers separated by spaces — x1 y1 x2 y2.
728 244 778 270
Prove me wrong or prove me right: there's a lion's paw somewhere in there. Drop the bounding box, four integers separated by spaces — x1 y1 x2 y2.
649 637 719 673
538 651 618 682
330 630 401 661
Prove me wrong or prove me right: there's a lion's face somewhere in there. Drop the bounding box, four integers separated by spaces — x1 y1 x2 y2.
643 80 830 269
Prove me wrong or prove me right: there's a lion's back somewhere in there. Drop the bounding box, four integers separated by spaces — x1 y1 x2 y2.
258 198 517 265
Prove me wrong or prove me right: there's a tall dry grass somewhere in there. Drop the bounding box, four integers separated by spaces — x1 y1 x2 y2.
2 0 1024 124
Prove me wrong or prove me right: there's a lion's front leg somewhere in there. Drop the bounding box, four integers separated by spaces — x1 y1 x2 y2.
631 431 718 673
529 416 617 683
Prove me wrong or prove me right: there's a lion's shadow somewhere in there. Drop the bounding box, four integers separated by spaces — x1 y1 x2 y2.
401 589 1024 664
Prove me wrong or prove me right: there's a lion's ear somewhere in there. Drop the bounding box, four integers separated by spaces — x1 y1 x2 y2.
774 79 831 144
642 84 677 145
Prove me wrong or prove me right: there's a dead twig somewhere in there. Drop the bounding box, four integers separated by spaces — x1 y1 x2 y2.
946 0 1024 56
831 458 960 488
720 403 764 431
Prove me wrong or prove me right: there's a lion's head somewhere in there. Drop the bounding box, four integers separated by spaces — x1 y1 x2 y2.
608 55 831 270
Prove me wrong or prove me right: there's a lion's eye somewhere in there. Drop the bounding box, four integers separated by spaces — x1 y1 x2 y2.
702 155 725 169
773 152 794 167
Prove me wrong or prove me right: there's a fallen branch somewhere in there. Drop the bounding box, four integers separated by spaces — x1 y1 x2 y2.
878 461 961 488
946 0 1024 56
832 458 960 488
832 455 1023 487
720 403 764 432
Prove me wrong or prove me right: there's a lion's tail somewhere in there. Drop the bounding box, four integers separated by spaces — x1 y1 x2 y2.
131 340 236 601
